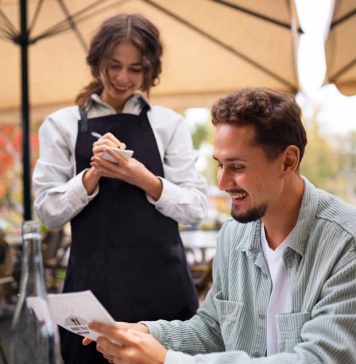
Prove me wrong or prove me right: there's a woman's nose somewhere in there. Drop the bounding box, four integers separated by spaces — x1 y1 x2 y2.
116 69 129 82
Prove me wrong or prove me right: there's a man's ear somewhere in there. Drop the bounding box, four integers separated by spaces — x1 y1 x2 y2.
282 145 300 174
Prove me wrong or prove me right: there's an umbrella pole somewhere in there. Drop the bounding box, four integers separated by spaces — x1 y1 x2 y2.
20 0 32 220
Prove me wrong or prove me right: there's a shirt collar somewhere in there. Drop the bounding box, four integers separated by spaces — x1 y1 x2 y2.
89 93 151 115
237 177 319 258
287 177 319 257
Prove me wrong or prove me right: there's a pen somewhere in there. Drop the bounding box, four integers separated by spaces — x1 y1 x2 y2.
91 131 124 149
91 131 102 139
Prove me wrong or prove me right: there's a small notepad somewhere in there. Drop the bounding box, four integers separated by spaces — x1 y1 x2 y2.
101 147 133 162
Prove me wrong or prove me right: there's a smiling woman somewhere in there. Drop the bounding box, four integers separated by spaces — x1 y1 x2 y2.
95 41 144 113
32 13 208 364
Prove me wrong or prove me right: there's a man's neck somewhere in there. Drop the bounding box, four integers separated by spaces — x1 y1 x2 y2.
262 175 305 250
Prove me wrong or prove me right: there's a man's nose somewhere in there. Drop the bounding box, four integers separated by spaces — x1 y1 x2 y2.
217 168 232 191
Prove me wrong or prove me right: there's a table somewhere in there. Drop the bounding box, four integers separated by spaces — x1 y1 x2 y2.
180 230 218 264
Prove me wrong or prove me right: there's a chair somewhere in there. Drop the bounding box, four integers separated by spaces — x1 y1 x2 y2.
41 228 71 292
0 277 13 286
0 337 8 364
0 276 13 364
190 258 213 301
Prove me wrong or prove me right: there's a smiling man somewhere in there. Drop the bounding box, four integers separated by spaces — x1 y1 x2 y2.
88 87 356 363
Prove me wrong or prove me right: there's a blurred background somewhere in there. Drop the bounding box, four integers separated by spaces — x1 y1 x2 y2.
0 0 355 341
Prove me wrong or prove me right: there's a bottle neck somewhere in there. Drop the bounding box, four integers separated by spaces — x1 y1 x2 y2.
19 234 47 299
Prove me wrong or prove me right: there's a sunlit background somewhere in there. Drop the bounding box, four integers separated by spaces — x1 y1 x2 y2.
0 0 355 294
0 4 355 362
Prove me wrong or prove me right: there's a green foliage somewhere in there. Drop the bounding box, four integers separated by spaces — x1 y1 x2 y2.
335 131 356 171
301 120 347 199
192 123 208 150
190 117 220 186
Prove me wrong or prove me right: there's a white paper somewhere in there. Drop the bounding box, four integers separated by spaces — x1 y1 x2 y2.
48 290 117 341
27 296 53 323
101 147 134 162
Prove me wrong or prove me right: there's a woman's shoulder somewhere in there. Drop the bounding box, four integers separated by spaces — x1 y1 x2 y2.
148 104 183 124
46 105 80 121
39 105 80 137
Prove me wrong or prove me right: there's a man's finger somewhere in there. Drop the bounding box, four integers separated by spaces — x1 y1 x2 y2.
82 337 93 346
89 322 133 346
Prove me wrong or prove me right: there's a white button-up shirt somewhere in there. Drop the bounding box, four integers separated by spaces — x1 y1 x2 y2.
33 94 208 228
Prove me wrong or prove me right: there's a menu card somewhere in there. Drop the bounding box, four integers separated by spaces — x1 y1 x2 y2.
48 290 117 341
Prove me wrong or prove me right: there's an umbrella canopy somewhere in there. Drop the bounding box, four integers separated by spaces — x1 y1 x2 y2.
0 0 301 219
325 0 356 96
0 0 300 124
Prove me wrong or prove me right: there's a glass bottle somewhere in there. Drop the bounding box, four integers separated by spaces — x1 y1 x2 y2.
9 221 62 364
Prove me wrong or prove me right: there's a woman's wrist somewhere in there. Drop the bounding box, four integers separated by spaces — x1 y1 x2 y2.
138 173 163 201
82 167 101 195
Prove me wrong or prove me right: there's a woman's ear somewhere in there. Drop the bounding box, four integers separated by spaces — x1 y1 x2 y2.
282 145 300 175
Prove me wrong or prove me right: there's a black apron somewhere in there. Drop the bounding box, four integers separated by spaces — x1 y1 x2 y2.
60 107 198 364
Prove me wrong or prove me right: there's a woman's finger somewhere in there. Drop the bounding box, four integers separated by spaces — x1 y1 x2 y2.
101 133 125 149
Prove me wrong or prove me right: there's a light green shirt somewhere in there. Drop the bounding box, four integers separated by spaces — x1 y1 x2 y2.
144 177 356 363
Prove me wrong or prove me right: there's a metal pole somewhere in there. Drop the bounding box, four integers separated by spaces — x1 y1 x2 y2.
20 0 32 220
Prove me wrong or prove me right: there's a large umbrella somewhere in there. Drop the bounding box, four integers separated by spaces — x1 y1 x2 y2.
0 0 301 219
325 0 356 96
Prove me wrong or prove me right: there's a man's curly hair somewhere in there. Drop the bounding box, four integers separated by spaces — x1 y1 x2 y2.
212 87 307 164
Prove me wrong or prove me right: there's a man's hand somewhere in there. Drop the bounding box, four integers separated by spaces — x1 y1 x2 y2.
89 321 167 364
82 322 148 346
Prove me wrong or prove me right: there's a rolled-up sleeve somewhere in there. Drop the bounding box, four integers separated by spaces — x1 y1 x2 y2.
33 110 98 228
147 109 208 226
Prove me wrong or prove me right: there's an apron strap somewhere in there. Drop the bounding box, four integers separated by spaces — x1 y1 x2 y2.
139 103 150 115
78 107 88 133
138 104 150 128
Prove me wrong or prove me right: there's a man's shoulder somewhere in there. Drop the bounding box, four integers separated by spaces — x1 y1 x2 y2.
316 188 356 237
218 218 258 250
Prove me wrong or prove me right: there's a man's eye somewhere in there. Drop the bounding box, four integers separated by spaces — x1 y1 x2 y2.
232 166 245 171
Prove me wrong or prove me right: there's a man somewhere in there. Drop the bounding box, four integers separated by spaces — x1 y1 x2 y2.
86 87 356 363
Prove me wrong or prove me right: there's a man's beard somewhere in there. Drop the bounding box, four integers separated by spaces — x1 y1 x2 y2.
231 203 268 224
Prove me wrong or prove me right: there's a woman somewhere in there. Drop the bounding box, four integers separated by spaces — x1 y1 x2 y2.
33 13 208 364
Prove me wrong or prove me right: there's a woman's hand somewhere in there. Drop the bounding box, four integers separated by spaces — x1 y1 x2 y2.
89 322 167 364
90 151 163 201
92 132 126 157
83 133 126 195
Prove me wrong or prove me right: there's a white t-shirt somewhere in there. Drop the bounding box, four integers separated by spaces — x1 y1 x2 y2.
261 224 293 356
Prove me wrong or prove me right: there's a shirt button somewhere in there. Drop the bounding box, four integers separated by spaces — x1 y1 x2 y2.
263 273 268 278
259 313 265 319
253 352 261 358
